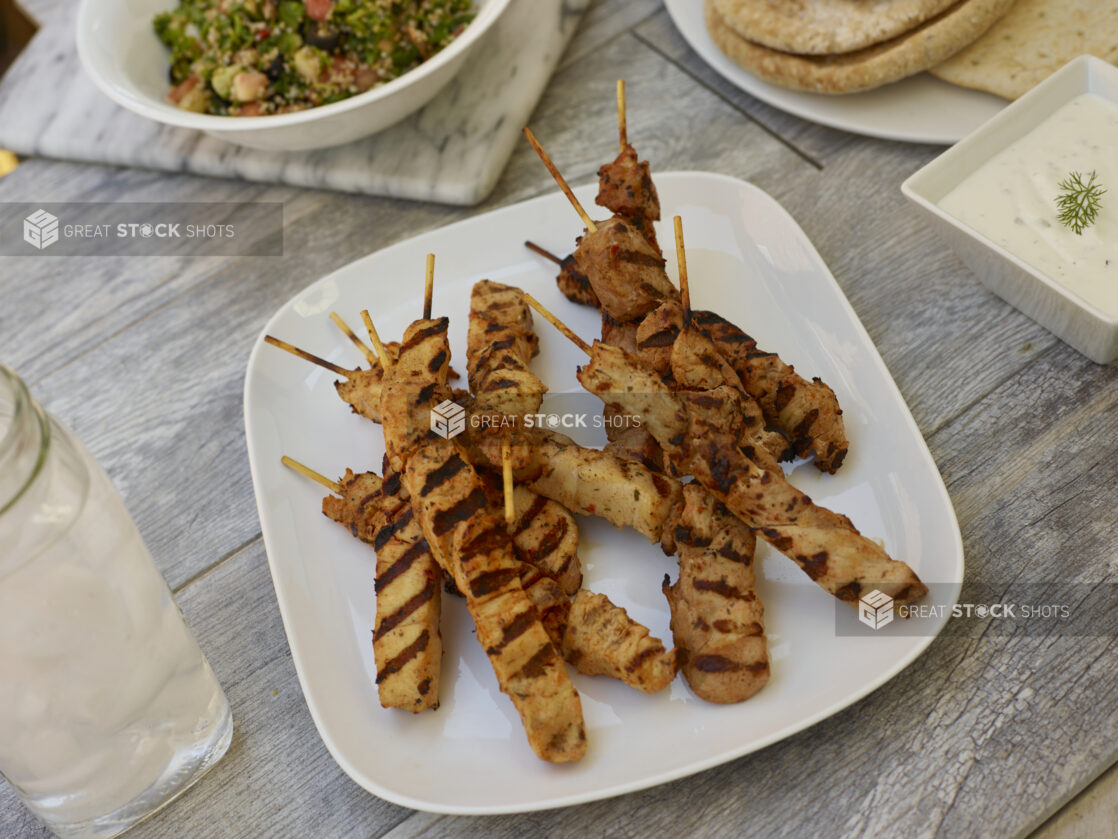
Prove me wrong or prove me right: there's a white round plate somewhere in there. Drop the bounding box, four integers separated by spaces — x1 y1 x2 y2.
244 172 964 813
664 0 1008 144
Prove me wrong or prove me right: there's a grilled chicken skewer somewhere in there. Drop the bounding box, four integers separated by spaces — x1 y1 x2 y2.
661 485 769 702
525 285 928 609
468 278 769 702
524 93 849 471
266 318 584 598
375 265 586 762
473 281 678 694
282 457 443 713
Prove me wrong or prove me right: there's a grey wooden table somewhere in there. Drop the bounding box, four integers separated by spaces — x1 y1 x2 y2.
2 2 1116 837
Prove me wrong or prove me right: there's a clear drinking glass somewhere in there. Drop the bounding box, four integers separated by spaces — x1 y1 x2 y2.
0 365 232 838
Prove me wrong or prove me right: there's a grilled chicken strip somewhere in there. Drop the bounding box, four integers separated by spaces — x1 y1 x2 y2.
690 309 848 472
467 280 547 418
322 469 442 713
571 216 677 323
605 434 770 703
577 341 927 607
511 429 681 543
557 253 600 309
661 485 769 703
562 591 678 693
381 316 585 762
596 143 661 251
509 485 582 596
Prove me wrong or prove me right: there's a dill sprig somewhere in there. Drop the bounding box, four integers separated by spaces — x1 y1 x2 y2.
1056 170 1106 235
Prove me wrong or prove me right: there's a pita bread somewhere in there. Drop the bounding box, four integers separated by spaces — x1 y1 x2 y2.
711 0 960 56
932 0 1118 100
704 0 1016 94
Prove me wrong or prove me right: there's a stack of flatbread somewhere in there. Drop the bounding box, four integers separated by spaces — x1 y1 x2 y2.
705 0 1118 98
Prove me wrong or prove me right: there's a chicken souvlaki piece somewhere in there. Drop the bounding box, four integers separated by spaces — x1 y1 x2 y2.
464 279 677 694
596 143 661 252
660 486 769 703
604 434 770 704
381 317 586 762
639 304 849 473
329 455 673 694
562 591 679 692
508 485 582 596
497 428 683 543
577 341 928 607
322 468 442 713
467 280 547 418
556 253 600 309
572 216 678 323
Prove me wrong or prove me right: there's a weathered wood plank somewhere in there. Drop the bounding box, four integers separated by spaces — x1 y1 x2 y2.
557 0 662 71
1032 759 1118 839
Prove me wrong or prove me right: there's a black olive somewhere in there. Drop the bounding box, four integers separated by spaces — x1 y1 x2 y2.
265 53 285 81
303 22 340 51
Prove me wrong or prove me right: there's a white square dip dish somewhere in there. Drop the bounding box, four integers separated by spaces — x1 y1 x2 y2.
902 55 1118 364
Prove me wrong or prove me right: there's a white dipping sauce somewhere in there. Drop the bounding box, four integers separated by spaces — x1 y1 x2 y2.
939 92 1118 319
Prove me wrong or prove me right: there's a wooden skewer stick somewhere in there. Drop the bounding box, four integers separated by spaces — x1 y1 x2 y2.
524 240 563 265
522 292 592 356
617 79 627 152
501 439 515 527
360 310 392 371
281 455 342 494
522 126 598 233
674 215 691 324
423 253 435 320
264 335 356 377
329 312 378 368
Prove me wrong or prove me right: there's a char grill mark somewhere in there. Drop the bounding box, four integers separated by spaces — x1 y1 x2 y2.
420 452 468 496
373 584 436 641
374 538 427 591
376 630 431 684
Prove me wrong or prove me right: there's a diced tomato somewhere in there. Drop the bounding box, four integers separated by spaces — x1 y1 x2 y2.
305 0 333 22
167 75 200 104
256 27 270 39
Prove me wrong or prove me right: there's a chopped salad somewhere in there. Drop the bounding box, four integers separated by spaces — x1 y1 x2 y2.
154 0 475 116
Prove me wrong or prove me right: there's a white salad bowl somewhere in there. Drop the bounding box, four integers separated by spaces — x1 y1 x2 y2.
76 0 512 152
902 55 1118 365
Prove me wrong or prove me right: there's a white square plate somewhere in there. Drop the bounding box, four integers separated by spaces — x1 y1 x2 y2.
244 172 963 814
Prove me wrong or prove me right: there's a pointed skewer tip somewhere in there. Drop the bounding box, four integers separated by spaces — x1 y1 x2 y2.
616 79 627 152
264 334 356 378
281 455 342 494
522 293 592 355
423 253 435 320
359 310 392 371
329 312 378 368
522 126 598 234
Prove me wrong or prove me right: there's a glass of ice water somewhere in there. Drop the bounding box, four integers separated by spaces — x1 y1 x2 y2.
0 366 232 838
